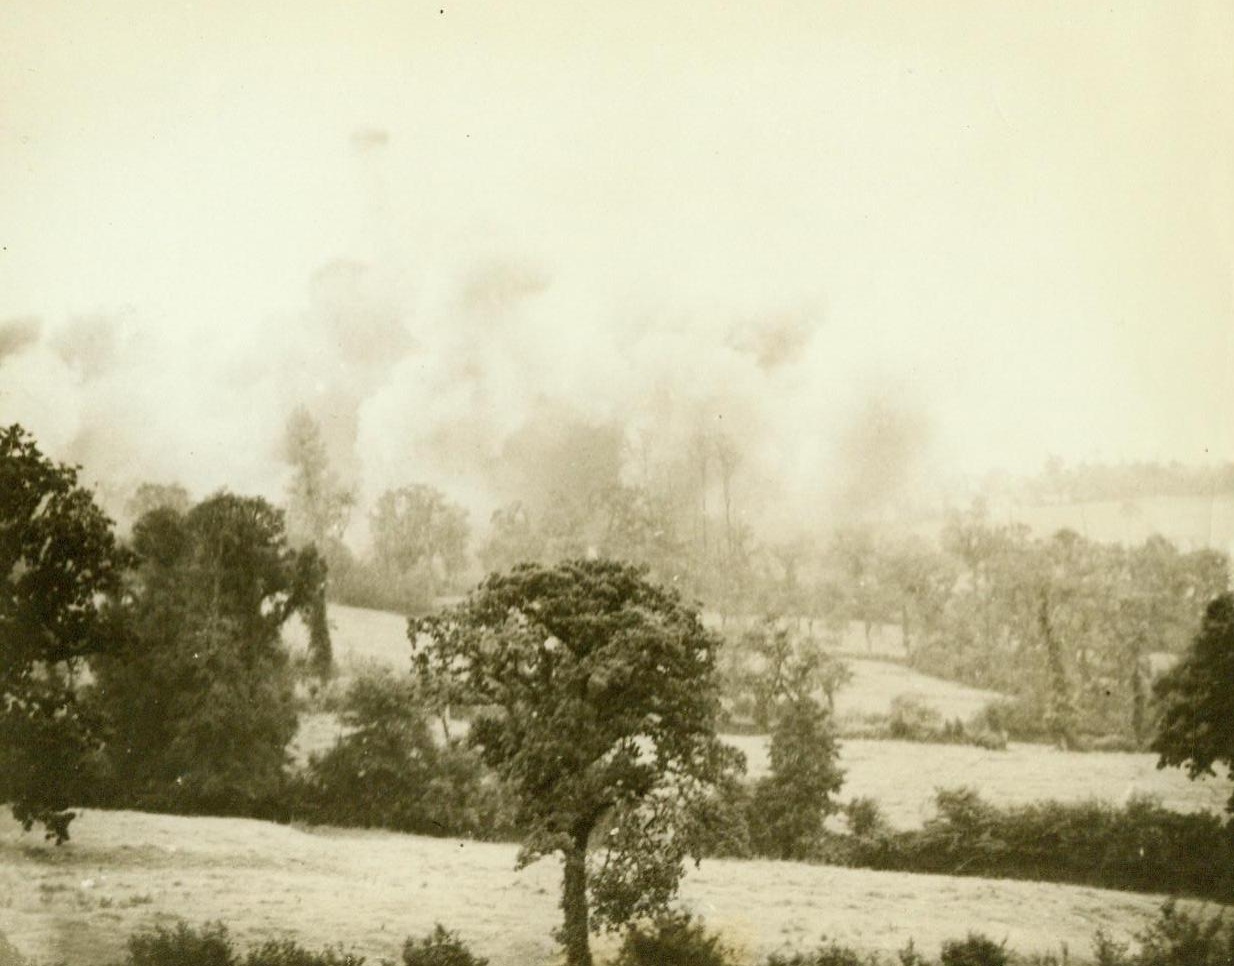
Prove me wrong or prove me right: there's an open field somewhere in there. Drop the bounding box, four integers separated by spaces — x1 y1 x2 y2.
289 717 1232 830
729 737 1234 827
286 605 995 722
0 810 1214 966
831 661 997 721
285 606 1230 829
286 604 411 673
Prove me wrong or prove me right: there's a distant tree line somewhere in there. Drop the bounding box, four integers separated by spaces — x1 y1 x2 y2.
988 456 1234 506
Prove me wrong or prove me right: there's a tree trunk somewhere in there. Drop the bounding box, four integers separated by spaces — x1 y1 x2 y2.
561 836 592 966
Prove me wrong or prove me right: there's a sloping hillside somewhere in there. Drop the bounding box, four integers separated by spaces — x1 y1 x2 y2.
286 605 998 722
0 810 1210 966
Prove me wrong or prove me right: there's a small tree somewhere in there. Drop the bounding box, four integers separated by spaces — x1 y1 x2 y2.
0 425 130 842
749 695 844 860
1153 593 1234 816
411 560 741 966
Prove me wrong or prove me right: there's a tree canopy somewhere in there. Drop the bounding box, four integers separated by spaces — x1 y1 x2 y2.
1153 592 1234 816
411 559 741 966
0 424 130 842
91 493 325 812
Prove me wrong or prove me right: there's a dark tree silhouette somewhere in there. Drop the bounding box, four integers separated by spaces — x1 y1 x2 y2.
1153 593 1234 816
0 425 130 842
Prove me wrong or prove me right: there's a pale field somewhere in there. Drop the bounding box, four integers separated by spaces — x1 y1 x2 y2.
728 737 1234 827
831 661 998 721
0 810 1214 966
286 605 991 721
284 606 1230 830
289 718 1232 832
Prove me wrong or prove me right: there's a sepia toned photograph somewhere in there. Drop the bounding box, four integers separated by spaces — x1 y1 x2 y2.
2 2 1232 964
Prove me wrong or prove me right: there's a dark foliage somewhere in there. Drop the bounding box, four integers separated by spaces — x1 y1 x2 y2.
413 559 741 966
123 922 236 966
748 696 843 860
1093 901 1234 966
938 935 1007 966
0 424 130 842
1153 593 1234 815
301 668 518 839
764 942 883 966
116 922 366 966
89 493 318 816
614 912 735 966
400 925 488 966
827 787 1234 902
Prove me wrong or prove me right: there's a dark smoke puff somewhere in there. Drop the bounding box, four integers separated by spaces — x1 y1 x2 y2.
0 317 41 361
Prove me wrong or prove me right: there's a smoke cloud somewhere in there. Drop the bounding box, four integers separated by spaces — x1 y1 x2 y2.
0 229 936 547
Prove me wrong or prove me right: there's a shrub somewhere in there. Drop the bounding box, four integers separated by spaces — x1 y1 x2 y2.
242 939 365 966
400 925 487 966
938 933 1007 966
886 695 943 741
844 797 889 838
972 698 1048 744
119 922 367 966
615 913 735 966
1133 900 1234 966
302 668 518 839
124 922 236 966
764 941 882 966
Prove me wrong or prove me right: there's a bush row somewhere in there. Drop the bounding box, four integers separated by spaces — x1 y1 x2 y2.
10 903 1231 966
838 695 1008 750
824 789 1234 903
111 920 485 966
699 785 1234 904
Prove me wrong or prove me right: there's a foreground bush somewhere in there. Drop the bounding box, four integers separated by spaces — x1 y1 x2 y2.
124 922 236 966
400 925 487 966
938 934 1007 966
1094 900 1234 966
118 922 367 966
103 903 1234 966
615 912 735 966
764 941 883 965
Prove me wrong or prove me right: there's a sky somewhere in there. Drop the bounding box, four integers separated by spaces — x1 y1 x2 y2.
1 0 1231 536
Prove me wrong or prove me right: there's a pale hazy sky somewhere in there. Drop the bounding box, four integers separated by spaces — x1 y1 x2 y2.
1 0 1231 521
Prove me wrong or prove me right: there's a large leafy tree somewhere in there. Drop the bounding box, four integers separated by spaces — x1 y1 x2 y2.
1153 593 1234 816
92 494 324 812
411 559 741 966
0 425 130 842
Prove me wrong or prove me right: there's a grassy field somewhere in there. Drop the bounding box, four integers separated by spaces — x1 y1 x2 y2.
0 809 1211 966
287 605 994 722
289 718 1231 830
285 605 1230 830
729 736 1234 827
